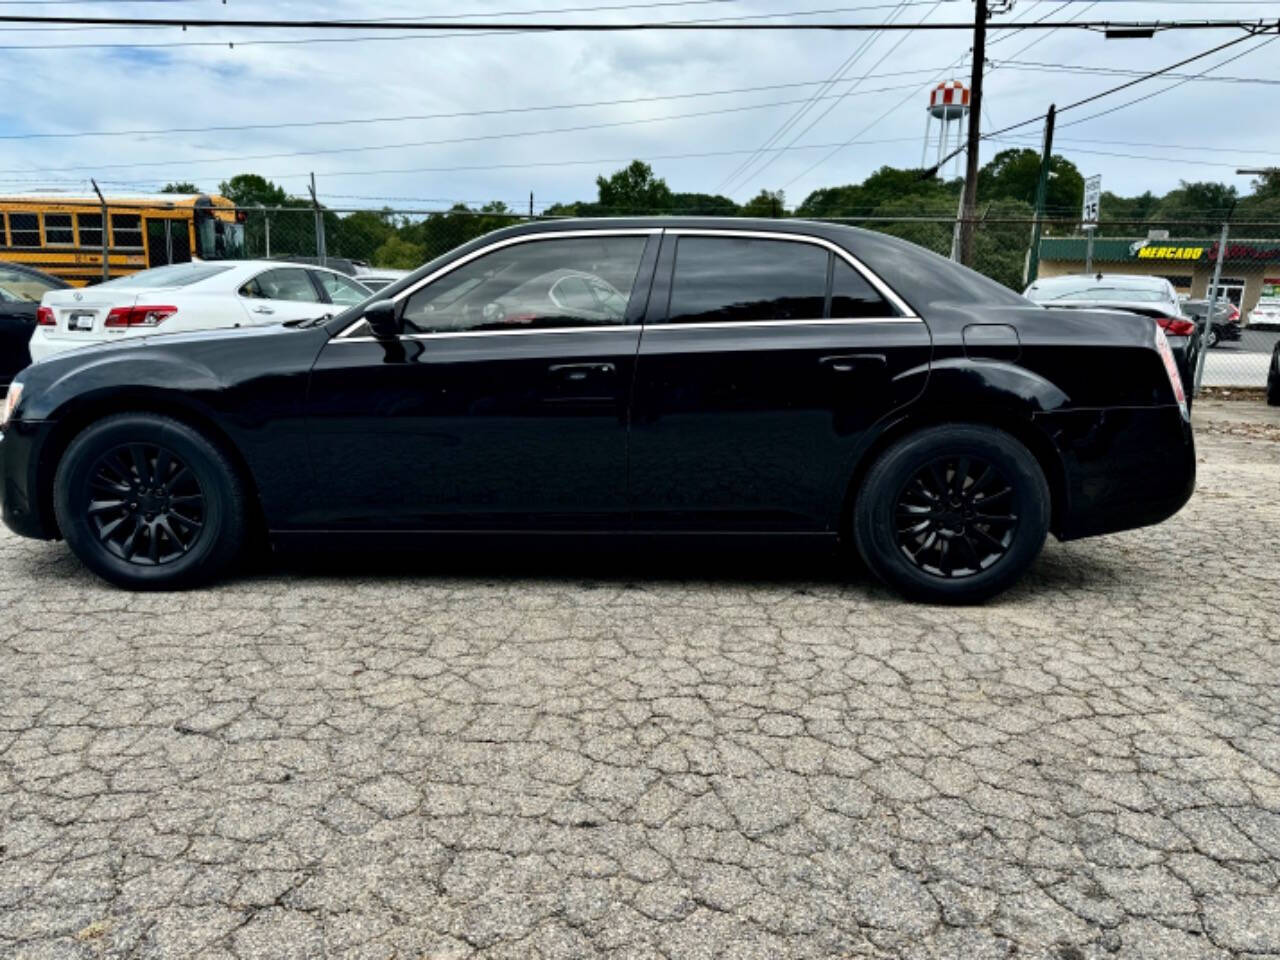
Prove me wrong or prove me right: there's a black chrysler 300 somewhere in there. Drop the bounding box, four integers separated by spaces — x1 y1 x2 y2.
0 219 1194 602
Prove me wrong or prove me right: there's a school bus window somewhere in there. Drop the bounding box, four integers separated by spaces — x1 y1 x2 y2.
9 213 40 248
0 214 7 247
45 213 74 245
111 213 143 250
78 213 103 247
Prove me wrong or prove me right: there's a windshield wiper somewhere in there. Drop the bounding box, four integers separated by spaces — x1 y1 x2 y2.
283 313 333 329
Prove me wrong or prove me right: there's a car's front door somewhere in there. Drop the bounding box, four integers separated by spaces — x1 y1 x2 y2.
237 266 329 325
297 231 658 531
629 230 932 532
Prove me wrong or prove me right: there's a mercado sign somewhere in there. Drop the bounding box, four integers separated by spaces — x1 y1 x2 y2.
1134 244 1204 261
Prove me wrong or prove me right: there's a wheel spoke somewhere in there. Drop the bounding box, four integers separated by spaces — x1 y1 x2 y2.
83 442 205 567
894 454 1020 581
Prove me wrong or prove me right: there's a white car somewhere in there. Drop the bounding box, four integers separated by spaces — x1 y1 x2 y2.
30 260 372 362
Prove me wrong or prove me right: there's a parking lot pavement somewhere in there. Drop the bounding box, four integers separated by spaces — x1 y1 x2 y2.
2 401 1279 960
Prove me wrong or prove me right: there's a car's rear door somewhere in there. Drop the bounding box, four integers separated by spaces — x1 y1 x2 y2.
629 229 931 533
237 266 329 324
297 230 659 531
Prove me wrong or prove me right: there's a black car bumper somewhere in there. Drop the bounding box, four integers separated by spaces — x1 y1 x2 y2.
1036 404 1195 541
1 420 58 540
1213 322 1243 342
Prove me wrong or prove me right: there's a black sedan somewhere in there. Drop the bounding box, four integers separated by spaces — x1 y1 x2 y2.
0 219 1195 603
0 262 70 388
1268 339 1279 407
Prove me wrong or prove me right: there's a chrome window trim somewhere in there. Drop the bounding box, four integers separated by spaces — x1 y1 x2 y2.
332 225 920 342
664 227 918 320
335 228 660 339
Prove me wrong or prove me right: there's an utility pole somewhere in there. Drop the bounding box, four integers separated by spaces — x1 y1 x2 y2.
957 0 987 267
1024 103 1055 286
1193 218 1231 395
530 191 534 218
308 172 326 267
90 178 109 283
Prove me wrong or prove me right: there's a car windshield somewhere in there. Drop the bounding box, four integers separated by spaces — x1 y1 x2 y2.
102 263 232 289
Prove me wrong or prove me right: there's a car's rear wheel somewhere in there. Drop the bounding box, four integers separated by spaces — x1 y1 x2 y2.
852 424 1051 604
54 414 247 589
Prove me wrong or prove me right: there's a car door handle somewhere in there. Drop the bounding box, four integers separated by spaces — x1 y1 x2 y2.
252 305 275 315
820 353 886 373
548 362 616 381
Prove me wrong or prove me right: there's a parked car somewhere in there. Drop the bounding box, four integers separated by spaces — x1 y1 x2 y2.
353 268 411 293
0 262 70 388
1023 274 1200 391
1268 340 1280 407
30 260 372 363
1250 299 1280 328
1179 297 1242 348
1 219 1195 602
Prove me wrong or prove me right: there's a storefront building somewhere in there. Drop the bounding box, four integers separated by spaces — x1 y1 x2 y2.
1036 236 1280 323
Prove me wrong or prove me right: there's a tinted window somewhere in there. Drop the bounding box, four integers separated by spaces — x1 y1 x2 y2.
401 235 645 334
830 258 895 318
104 262 231 289
240 268 319 303
668 237 827 324
9 213 40 248
45 213 73 245
313 270 370 307
78 213 103 248
0 266 59 302
112 214 143 250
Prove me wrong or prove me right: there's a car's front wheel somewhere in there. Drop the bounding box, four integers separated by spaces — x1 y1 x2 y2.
853 424 1051 604
54 414 247 589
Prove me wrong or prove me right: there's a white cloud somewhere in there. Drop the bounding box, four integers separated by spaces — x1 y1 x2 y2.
0 0 1273 209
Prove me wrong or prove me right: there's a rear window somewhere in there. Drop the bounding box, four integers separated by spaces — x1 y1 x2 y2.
104 263 231 289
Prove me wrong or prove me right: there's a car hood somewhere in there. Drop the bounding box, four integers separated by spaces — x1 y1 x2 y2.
15 320 333 415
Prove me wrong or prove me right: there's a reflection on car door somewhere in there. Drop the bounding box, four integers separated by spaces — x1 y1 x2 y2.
237 267 327 324
629 231 932 532
296 232 659 532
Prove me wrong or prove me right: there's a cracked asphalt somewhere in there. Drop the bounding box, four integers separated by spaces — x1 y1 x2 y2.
2 399 1279 960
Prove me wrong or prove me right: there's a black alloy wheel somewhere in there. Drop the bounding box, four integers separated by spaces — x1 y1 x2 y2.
86 443 206 565
54 413 247 589
893 455 1018 579
853 424 1050 604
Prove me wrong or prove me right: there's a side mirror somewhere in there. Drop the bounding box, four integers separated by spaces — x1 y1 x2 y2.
364 299 400 339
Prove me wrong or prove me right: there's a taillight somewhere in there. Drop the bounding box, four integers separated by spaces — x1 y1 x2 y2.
103 305 177 328
1154 325 1189 420
36 306 55 326
1155 316 1196 337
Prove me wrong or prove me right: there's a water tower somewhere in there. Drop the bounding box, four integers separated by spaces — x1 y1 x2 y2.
922 80 970 179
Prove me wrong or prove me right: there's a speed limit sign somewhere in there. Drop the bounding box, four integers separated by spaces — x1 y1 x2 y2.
1082 175 1101 228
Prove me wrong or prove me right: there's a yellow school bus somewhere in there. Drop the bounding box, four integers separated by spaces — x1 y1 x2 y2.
0 193 246 286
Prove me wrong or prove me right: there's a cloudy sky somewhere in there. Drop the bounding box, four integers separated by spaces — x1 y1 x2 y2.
0 0 1275 212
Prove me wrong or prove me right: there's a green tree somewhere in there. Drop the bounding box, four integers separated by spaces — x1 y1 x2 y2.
740 189 786 218
595 161 672 214
332 209 397 263
668 192 738 216
372 234 427 270
217 173 292 209
977 149 1083 217
161 181 200 194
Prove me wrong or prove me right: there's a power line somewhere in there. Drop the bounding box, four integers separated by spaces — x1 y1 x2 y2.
0 4 958 50
723 0 947 195
0 82 938 176
0 12 1275 31
716 1 913 193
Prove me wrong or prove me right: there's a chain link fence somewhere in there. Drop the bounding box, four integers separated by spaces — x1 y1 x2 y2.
233 206 1280 392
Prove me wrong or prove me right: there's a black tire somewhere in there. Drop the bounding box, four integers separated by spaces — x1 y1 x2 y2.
852 424 1051 604
53 413 247 589
1206 328 1219 349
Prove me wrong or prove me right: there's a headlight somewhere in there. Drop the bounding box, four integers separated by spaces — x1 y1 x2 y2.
1 381 22 429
